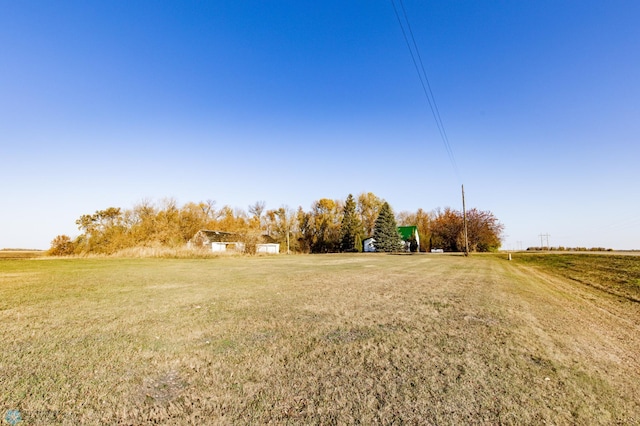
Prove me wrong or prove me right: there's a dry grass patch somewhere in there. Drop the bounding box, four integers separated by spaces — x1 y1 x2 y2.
0 254 638 424
0 250 44 259
514 252 640 302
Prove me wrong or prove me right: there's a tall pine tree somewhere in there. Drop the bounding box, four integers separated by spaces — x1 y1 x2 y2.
373 202 404 252
340 194 361 252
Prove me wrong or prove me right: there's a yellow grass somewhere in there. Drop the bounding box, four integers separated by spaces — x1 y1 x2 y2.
1 254 638 424
0 250 45 259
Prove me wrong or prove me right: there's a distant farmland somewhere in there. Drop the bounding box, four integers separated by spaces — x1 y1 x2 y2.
0 250 45 259
1 253 638 424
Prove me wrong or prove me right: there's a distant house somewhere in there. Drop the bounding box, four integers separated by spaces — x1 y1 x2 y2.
363 225 420 253
397 226 420 252
189 230 245 253
363 237 376 252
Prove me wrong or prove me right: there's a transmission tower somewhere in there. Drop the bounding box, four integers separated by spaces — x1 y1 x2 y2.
538 233 551 250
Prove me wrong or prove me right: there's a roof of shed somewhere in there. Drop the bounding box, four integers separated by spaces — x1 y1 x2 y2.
196 230 237 242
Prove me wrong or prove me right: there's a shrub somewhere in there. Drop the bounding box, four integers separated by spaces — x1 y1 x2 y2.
47 235 76 256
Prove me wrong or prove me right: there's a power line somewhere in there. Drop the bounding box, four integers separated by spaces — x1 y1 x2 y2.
398 0 454 168
390 0 459 179
539 233 551 249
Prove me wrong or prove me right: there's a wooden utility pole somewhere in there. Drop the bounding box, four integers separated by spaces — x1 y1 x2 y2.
462 184 469 256
286 227 290 255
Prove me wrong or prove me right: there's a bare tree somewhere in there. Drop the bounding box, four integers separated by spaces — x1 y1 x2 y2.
248 201 266 219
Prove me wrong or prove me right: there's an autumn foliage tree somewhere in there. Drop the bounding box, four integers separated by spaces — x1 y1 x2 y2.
429 208 463 252
47 235 76 256
357 192 384 237
265 206 297 253
430 207 503 252
50 192 504 256
465 208 504 252
299 198 342 253
75 207 127 253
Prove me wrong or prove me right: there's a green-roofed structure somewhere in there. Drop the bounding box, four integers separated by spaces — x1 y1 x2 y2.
397 226 420 252
363 226 420 252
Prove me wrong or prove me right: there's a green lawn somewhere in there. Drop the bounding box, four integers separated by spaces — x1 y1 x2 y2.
1 254 639 424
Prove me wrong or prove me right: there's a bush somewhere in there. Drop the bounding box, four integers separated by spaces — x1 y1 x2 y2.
48 235 76 256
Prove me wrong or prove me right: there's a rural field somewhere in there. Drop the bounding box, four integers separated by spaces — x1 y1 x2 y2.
1 252 639 425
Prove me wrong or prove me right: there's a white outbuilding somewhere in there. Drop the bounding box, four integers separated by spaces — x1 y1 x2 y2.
256 243 280 254
363 237 376 252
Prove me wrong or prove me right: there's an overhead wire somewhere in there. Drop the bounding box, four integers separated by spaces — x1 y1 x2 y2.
398 0 455 169
390 0 459 179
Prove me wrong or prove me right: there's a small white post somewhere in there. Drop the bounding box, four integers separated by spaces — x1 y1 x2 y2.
508 253 512 261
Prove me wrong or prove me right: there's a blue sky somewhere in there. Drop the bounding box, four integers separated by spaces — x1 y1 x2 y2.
2 1 639 250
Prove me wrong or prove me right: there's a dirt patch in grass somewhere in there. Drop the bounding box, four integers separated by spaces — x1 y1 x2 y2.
141 370 186 403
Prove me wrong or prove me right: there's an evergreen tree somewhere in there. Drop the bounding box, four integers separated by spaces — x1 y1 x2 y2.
373 202 404 252
340 194 361 252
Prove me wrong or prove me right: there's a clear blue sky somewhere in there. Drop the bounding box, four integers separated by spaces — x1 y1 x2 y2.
2 1 639 250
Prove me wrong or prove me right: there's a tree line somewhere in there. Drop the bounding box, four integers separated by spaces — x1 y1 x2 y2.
48 192 504 255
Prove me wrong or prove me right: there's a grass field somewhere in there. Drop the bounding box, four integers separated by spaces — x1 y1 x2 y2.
0 250 45 260
1 253 639 424
513 252 640 302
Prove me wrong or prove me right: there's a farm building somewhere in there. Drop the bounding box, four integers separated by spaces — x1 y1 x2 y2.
189 230 245 253
363 225 420 253
363 237 376 252
256 243 280 254
397 226 420 252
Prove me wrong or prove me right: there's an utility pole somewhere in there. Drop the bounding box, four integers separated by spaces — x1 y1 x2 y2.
462 184 469 256
538 233 550 250
286 227 290 255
